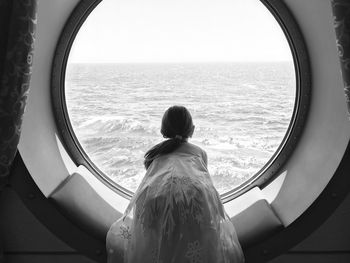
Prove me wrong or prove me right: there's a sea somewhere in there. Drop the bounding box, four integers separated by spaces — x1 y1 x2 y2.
65 62 295 194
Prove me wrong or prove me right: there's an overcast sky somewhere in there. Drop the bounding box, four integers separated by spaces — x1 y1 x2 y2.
69 0 293 63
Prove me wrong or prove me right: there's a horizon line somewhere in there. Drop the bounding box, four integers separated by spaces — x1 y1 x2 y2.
68 60 294 64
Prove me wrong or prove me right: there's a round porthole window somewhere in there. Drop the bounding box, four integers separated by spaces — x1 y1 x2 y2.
52 0 310 201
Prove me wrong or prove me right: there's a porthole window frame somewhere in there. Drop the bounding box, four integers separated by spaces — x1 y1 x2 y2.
51 0 311 202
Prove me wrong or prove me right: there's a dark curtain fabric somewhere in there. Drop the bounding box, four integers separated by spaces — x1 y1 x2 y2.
0 0 38 187
332 0 350 116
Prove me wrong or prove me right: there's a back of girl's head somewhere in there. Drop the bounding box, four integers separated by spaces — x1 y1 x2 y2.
144 106 194 169
161 105 194 139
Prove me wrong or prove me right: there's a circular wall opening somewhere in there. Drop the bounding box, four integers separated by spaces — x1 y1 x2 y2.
53 0 309 200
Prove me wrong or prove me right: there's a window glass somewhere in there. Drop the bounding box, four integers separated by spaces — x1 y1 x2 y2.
65 0 295 194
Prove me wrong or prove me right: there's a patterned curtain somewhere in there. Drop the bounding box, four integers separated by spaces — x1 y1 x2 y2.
332 0 350 116
0 0 38 188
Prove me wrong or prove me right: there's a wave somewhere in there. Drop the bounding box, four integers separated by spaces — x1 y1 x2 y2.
78 116 158 135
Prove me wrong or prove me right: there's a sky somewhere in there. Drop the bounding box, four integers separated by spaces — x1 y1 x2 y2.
69 0 293 63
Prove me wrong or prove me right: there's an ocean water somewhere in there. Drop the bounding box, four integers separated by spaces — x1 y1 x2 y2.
65 62 295 194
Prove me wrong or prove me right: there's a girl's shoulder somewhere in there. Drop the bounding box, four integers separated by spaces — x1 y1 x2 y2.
175 142 208 166
176 141 204 154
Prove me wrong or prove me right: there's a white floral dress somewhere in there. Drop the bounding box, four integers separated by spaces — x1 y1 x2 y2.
106 143 244 263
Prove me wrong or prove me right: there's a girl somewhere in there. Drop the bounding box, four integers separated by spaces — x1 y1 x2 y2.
107 106 244 263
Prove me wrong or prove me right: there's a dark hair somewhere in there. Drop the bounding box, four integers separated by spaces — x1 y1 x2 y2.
144 106 194 169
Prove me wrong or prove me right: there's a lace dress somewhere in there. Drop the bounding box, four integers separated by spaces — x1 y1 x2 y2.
106 143 244 263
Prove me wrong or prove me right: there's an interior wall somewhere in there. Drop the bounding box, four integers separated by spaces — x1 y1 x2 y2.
1 0 349 262
271 192 350 263
0 187 95 263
